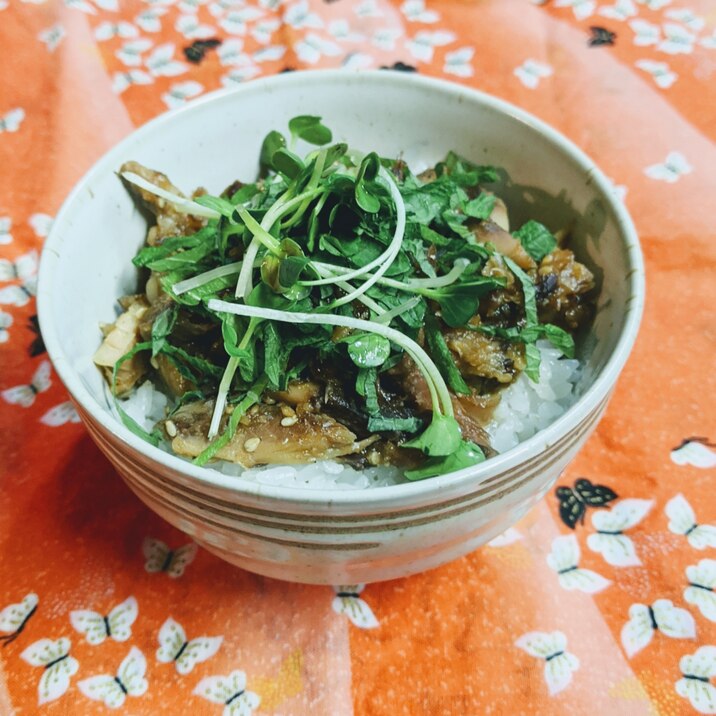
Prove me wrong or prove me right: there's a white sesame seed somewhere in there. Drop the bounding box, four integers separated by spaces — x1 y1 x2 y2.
165 420 177 438
243 437 261 453
280 416 298 427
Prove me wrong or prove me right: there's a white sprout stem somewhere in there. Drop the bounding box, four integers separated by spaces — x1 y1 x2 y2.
313 264 385 315
373 296 421 325
172 261 243 296
208 356 238 438
408 258 470 288
121 171 221 220
300 167 406 288
207 299 454 417
328 167 406 308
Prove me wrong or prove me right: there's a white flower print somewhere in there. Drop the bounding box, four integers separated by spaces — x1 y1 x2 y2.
328 20 365 42
0 216 12 245
514 59 553 89
635 0 670 8
644 151 692 182
685 560 716 623
162 81 205 109
295 33 341 64
156 618 223 674
342 52 373 70
146 43 187 77
599 0 637 20
621 599 696 658
332 585 379 629
515 631 579 695
78 647 148 709
179 0 208 13
208 0 243 17
222 66 262 85
112 70 154 95
95 21 137 40
635 59 677 88
217 38 248 65
175 15 216 39
630 19 661 46
443 47 474 78
41 402 81 426
29 213 53 238
372 27 402 51
284 0 323 29
252 44 286 62
0 108 25 133
38 23 66 51
547 534 611 593
587 499 653 567
658 22 695 54
554 0 595 21
354 0 383 17
665 494 716 549
701 31 716 50
0 311 11 343
220 7 264 35
400 0 439 23
251 19 280 44
405 30 455 63
116 39 153 67
665 8 704 31
194 670 260 715
676 646 716 714
135 8 167 33
607 178 628 201
21 638 79 705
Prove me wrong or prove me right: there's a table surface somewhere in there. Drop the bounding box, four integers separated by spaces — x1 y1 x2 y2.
1 0 716 714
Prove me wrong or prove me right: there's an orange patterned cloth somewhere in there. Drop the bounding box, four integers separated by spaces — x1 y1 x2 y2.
1 0 716 714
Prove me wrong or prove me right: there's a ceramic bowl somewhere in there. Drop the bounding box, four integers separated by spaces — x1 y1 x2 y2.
37 70 644 585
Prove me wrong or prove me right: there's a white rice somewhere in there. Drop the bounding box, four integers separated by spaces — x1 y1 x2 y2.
119 340 581 489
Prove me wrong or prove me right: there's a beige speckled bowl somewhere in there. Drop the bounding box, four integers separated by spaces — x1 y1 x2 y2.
38 71 644 584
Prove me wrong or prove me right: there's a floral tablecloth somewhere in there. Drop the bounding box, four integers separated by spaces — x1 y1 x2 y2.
2 0 716 713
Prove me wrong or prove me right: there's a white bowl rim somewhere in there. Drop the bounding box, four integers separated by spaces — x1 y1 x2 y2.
38 69 645 508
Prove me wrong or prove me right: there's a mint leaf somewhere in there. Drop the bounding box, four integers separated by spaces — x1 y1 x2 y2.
464 193 496 220
513 220 557 262
405 439 485 480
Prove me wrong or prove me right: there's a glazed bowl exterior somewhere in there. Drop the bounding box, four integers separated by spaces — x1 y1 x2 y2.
37 70 644 584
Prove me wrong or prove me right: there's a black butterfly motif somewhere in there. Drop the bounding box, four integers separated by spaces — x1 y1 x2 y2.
555 478 617 529
380 61 417 73
588 26 616 47
28 315 45 357
673 436 716 450
280 67 296 74
183 38 222 64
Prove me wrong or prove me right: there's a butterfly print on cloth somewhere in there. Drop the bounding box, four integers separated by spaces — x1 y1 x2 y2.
555 478 618 529
588 26 617 47
2 360 51 407
70 596 138 645
156 617 223 674
547 534 611 593
671 438 716 468
184 38 222 63
331 585 379 628
675 646 716 714
0 310 11 343
685 560 716 623
621 599 695 658
143 537 197 577
41 401 80 426
0 592 38 646
515 631 579 695
194 669 261 715
21 637 79 705
665 494 716 549
587 498 654 566
78 646 148 709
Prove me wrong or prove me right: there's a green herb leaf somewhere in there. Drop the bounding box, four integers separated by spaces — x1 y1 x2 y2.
405 439 485 480
272 148 305 179
150 306 176 358
194 195 235 217
524 342 541 382
402 413 462 456
464 193 496 220
288 115 333 146
367 415 422 432
424 316 470 395
259 130 286 173
541 323 575 358
503 256 538 326
341 333 391 368
354 153 382 214
513 220 557 262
